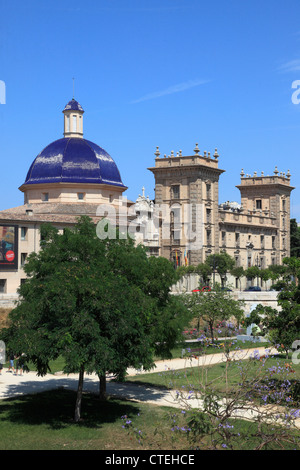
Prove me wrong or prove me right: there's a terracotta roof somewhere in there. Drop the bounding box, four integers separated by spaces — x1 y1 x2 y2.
0 203 134 226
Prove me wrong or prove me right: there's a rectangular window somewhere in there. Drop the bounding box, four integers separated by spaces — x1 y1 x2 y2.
66 115 70 132
77 193 85 201
171 230 180 244
256 199 262 209
172 185 180 199
73 115 77 132
272 236 276 249
206 209 211 223
21 253 27 267
42 193 49 202
21 227 28 241
206 183 211 199
206 229 211 245
0 279 6 293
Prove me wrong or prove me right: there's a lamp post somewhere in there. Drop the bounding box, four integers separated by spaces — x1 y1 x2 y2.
256 255 261 287
246 242 254 288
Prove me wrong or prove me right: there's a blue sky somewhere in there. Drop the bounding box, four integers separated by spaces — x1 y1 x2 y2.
1 0 300 220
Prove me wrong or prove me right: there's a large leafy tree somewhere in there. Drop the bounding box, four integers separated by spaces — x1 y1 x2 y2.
1 217 190 422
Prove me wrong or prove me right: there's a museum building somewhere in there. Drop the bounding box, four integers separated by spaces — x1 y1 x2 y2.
0 99 295 297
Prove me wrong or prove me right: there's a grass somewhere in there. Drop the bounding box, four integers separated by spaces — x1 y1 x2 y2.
125 353 300 398
4 339 271 375
0 389 298 450
159 338 270 361
1 342 299 450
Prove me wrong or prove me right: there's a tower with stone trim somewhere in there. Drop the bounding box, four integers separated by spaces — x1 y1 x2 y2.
235 167 294 265
148 144 225 266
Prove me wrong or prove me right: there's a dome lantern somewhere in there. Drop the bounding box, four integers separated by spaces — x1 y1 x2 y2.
63 98 84 138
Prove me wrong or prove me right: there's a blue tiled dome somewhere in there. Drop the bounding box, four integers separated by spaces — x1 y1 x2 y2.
24 137 126 188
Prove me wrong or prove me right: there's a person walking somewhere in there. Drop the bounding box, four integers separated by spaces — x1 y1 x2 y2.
8 352 15 374
16 354 26 376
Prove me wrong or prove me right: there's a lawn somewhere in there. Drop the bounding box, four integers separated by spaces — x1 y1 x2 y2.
160 338 270 361
0 389 298 450
4 339 271 375
125 353 300 400
1 343 299 450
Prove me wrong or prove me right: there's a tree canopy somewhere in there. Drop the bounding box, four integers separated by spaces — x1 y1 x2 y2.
290 218 300 258
1 216 190 421
246 258 300 357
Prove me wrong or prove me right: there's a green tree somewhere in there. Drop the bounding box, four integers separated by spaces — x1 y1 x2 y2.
195 263 212 286
247 262 300 357
259 268 272 289
181 285 244 341
283 256 300 284
245 266 260 286
205 253 235 287
230 266 245 290
1 217 190 422
290 218 300 258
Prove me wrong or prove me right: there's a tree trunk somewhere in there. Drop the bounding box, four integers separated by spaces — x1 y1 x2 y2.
74 365 84 423
99 374 107 400
209 321 214 342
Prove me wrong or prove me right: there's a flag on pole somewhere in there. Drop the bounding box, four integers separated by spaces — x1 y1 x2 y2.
175 251 178 266
184 249 188 266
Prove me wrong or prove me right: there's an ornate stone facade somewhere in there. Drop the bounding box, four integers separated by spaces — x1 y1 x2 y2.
148 145 294 272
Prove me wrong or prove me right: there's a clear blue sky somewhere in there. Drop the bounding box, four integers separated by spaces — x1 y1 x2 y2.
1 0 300 220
